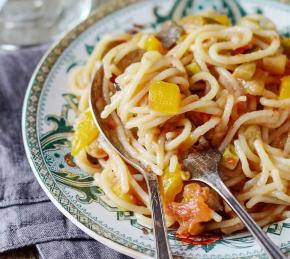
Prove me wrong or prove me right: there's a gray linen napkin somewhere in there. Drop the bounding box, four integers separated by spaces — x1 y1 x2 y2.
0 46 130 259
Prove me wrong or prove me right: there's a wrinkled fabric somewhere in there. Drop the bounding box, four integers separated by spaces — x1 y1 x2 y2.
0 46 130 259
37 240 129 259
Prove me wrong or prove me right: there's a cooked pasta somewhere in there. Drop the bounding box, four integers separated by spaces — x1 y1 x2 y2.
69 11 290 236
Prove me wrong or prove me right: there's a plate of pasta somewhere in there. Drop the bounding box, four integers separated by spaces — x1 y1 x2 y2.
22 0 290 258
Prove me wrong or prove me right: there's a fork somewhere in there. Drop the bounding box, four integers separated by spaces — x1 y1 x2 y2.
182 148 285 259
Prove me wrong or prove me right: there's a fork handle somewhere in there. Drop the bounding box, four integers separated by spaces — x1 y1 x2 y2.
147 174 173 259
205 176 285 259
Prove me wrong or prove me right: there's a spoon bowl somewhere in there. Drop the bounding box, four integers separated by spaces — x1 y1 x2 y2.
90 66 173 259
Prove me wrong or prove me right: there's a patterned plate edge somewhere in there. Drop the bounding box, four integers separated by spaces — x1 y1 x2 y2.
21 0 290 258
22 0 153 258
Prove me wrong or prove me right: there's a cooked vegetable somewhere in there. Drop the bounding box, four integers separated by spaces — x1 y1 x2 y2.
168 183 213 235
282 37 290 57
232 44 256 55
161 163 184 203
112 182 137 204
243 80 264 96
242 69 266 95
179 135 195 152
117 49 145 71
243 125 261 149
71 111 99 156
179 14 231 27
279 75 290 100
233 62 256 80
179 15 207 26
86 140 108 159
149 81 181 114
221 144 239 170
262 54 287 74
211 15 231 26
186 62 201 76
144 35 165 53
157 21 183 49
177 34 187 44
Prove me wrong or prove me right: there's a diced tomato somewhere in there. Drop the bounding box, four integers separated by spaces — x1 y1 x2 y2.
95 148 108 159
168 183 214 236
176 233 221 245
193 112 211 126
236 99 248 114
232 44 253 55
64 153 76 167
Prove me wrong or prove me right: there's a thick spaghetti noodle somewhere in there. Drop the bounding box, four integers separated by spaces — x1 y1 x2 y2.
69 12 290 236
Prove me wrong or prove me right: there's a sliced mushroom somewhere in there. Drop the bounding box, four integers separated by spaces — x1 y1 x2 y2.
116 49 145 72
157 21 183 49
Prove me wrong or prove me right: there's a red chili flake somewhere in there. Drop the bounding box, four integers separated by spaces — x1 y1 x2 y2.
65 153 76 167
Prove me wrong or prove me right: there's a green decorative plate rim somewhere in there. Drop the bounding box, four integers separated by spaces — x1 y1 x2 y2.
22 1 154 258
22 0 290 258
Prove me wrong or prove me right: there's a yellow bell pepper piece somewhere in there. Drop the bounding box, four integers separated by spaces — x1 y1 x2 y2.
242 69 266 96
263 54 287 75
243 125 261 150
221 144 239 170
71 111 99 156
282 37 290 57
177 34 187 44
186 62 201 76
112 183 136 204
180 15 231 26
279 76 290 100
243 80 264 96
233 62 256 80
212 15 231 26
149 81 181 114
161 164 184 203
179 15 207 26
144 35 164 53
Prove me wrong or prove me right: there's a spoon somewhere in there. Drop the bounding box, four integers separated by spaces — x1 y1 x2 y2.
182 147 285 259
90 66 172 259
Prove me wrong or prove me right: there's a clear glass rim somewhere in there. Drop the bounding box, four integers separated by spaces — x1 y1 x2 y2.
0 0 93 51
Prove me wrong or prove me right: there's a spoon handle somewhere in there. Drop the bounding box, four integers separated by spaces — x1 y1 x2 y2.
204 174 285 259
147 173 173 259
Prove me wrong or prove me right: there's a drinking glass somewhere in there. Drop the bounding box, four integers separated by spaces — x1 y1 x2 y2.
0 0 92 50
